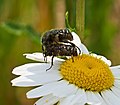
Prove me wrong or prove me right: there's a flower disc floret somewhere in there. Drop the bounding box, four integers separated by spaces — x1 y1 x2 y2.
60 54 114 92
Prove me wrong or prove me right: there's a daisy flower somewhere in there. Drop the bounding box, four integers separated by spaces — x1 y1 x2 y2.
11 32 120 105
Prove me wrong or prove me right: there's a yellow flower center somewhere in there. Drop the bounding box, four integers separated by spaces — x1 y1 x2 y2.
60 54 114 92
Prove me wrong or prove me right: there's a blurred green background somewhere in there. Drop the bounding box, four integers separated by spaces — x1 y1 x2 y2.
0 0 120 105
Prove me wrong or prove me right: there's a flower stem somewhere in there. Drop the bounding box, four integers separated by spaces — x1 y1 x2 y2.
76 0 85 37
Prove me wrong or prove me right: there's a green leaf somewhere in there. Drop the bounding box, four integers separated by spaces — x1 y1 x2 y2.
0 22 40 44
65 11 76 32
1 22 23 36
25 25 40 44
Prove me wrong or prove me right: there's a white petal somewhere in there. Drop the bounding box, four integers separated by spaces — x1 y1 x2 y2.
34 94 59 105
111 86 120 98
24 52 65 62
110 65 120 69
74 104 84 105
80 43 89 54
11 71 62 87
26 80 68 98
74 89 87 105
86 91 102 105
11 76 34 87
114 80 120 89
12 63 50 75
101 90 120 105
100 56 111 66
52 84 78 98
91 103 102 105
63 89 87 105
70 32 90 55
94 93 107 105
23 53 44 62
59 95 75 105
71 32 81 47
12 61 62 76
110 66 120 79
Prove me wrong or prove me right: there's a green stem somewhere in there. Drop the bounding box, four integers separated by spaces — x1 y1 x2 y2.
76 0 85 37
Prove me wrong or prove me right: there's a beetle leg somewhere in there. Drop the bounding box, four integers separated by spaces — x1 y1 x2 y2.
46 55 54 71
